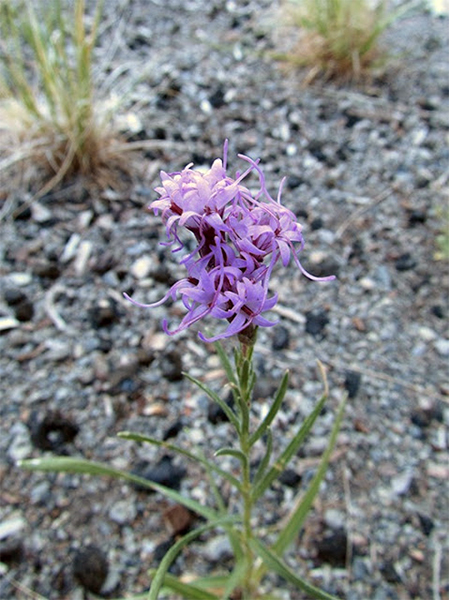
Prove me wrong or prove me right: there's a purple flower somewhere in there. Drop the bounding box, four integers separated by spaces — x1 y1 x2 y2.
126 141 334 341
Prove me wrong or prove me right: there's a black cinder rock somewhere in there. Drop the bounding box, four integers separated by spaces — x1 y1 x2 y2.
0 538 24 565
305 309 329 338
152 265 176 286
272 324 290 351
410 402 443 429
431 305 445 319
279 468 302 487
209 86 225 109
380 559 401 584
395 253 417 271
160 350 183 382
32 258 60 280
132 455 186 493
207 392 234 425
344 370 362 399
89 298 121 328
316 528 348 567
311 217 324 231
14 203 32 220
153 538 174 563
417 513 434 536
287 175 305 190
408 209 427 226
163 420 183 441
14 299 34 322
73 545 108 594
4 288 27 306
30 411 79 452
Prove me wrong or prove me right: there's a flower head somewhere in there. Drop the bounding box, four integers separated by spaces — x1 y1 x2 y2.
126 141 334 341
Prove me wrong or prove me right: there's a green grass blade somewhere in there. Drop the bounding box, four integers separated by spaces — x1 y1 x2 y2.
252 391 328 501
148 517 237 600
272 394 347 556
19 456 219 522
183 373 240 431
251 538 340 600
118 431 242 492
249 370 289 446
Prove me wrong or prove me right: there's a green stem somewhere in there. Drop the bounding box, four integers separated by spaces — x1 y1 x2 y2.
239 408 255 599
235 331 257 599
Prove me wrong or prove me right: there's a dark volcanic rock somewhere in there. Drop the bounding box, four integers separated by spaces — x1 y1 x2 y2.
73 545 108 594
29 411 79 452
132 455 187 493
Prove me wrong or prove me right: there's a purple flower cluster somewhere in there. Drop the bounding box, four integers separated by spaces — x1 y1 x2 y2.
126 142 334 342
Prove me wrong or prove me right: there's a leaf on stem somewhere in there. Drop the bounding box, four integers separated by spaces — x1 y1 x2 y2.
249 370 289 446
214 340 238 388
160 573 220 600
183 373 240 431
19 456 219 522
271 394 347 556
148 516 238 600
117 431 242 492
251 538 340 600
252 391 328 501
214 447 248 467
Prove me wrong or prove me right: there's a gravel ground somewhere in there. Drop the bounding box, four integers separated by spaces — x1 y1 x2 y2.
0 1 448 599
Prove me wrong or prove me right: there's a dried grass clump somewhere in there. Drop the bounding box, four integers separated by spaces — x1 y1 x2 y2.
277 0 418 83
0 0 135 212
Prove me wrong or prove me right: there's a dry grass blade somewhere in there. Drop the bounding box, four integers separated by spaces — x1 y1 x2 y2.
276 0 422 83
0 0 139 212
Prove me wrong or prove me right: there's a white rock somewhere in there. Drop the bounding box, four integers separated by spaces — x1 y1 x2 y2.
131 256 153 279
7 273 32 286
74 240 93 276
7 422 32 462
0 514 26 540
109 500 137 525
434 339 449 357
60 233 81 263
418 326 437 342
0 316 19 331
31 201 52 223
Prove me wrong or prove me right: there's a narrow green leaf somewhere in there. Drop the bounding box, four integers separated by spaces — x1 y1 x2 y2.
161 573 220 600
162 572 239 599
148 517 237 600
220 559 247 600
214 447 248 466
272 395 347 556
19 457 219 522
117 431 242 492
249 370 289 446
76 432 244 566
183 373 240 431
251 539 340 600
106 594 150 600
252 391 328 501
214 340 237 387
